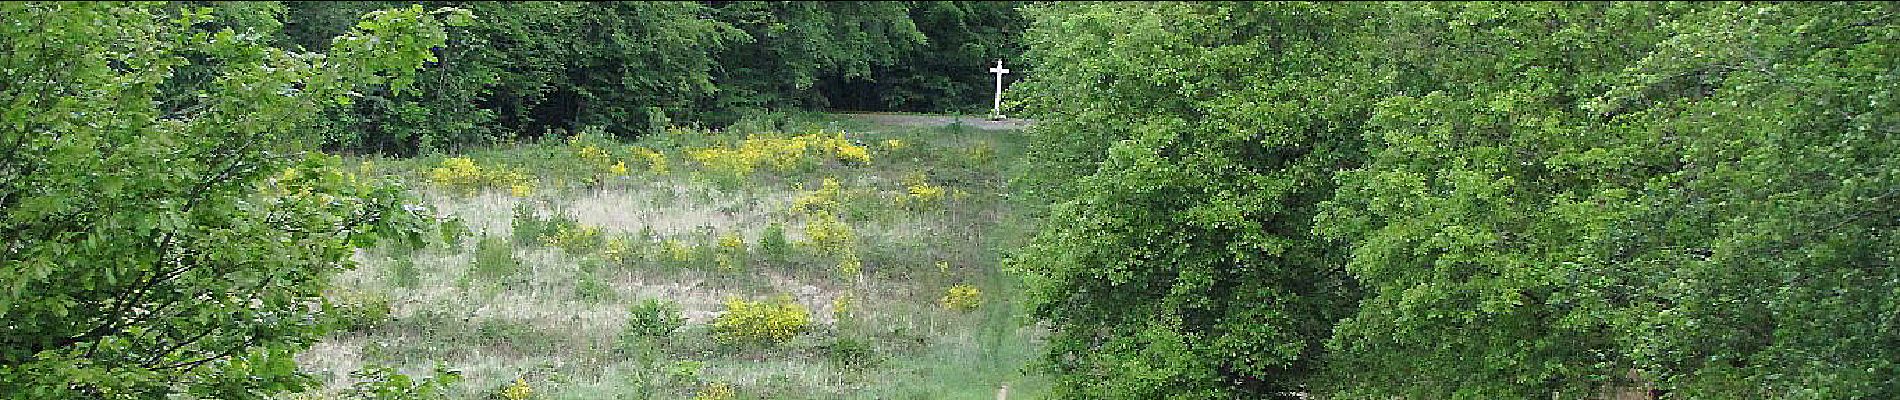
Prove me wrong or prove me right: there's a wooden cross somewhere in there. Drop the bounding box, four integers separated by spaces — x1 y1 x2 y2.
989 59 1010 120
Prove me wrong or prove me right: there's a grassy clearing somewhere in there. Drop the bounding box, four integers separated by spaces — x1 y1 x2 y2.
297 113 1048 399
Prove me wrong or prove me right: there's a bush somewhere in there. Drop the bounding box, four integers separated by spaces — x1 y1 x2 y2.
543 223 604 254
693 382 736 400
757 222 791 263
509 203 546 246
496 378 534 400
711 296 812 345
326 289 393 332
574 271 614 303
898 172 946 210
343 364 462 400
601 236 636 265
791 178 845 214
427 157 533 197
438 216 471 248
685 130 871 184
940 284 981 312
799 212 855 256
624 299 686 340
825 336 879 370
470 236 520 282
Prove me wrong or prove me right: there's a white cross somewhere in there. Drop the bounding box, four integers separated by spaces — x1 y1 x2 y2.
989 59 1010 120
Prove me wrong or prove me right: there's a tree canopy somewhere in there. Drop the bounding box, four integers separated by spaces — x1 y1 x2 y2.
273 1 1028 155
0 2 453 397
1012 2 1899 399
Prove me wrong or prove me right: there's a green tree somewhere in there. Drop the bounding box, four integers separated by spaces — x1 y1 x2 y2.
1016 2 1900 399
285 1 743 152
1009 3 1380 397
706 1 926 114
1584 3 1900 397
1311 3 1696 398
0 2 458 397
815 1 1029 112
1317 3 1900 398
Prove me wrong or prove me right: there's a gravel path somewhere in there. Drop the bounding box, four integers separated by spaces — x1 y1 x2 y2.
834 112 1034 130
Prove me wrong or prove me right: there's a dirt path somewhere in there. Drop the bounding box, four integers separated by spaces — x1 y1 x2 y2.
833 112 1034 130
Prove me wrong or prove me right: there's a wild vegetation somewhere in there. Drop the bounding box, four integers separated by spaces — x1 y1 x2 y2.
4 1 1896 400
297 115 1042 399
1013 2 1899 399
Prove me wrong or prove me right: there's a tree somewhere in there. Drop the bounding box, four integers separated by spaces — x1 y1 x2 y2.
814 1 1029 113
1016 2 1900 399
1009 3 1380 397
706 1 926 114
285 1 743 152
0 2 459 397
1311 3 1695 397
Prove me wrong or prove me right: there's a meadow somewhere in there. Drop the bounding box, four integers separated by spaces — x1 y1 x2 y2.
297 113 1047 399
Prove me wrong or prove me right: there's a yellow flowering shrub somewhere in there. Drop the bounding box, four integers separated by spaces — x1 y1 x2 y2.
685 130 870 179
834 142 871 165
711 296 811 345
660 239 693 263
941 284 982 311
718 232 744 250
543 223 603 254
880 139 906 150
694 382 736 400
427 157 485 194
791 178 844 214
836 254 862 276
602 237 633 263
908 184 945 202
500 378 534 400
630 146 669 174
427 157 534 197
576 144 611 168
715 232 746 271
895 173 945 209
800 212 855 256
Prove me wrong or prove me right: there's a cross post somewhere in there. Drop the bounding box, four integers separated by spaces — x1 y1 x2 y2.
989 59 1010 120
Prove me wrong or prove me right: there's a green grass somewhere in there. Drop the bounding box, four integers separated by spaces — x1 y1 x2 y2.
300 113 1048 399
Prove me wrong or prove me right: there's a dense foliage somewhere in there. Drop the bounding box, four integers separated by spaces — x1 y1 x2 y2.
0 2 453 398
269 1 1026 155
11 1 1895 398
1013 2 1899 399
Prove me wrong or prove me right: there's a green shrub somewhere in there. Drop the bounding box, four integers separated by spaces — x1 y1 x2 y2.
510 203 546 246
342 363 462 400
624 298 686 340
757 222 791 263
438 216 471 248
825 336 879 370
574 272 614 303
326 289 393 333
470 236 520 282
